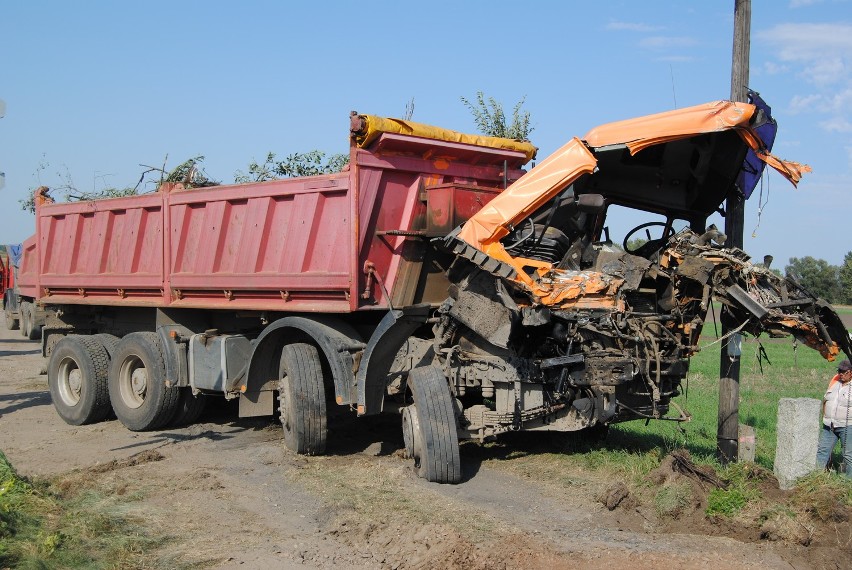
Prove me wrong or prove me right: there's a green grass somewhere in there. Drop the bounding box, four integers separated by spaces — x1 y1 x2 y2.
0 450 170 569
832 304 852 315
611 335 835 470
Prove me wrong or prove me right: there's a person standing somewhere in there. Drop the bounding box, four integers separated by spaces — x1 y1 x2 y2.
816 359 852 477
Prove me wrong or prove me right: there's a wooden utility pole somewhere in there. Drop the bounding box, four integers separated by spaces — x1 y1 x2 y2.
717 0 751 465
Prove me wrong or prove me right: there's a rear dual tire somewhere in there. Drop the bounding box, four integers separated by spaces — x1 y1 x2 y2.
109 332 180 431
170 388 207 427
48 335 112 425
18 301 40 340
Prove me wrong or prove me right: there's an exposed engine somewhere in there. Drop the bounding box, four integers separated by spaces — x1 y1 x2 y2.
432 223 851 441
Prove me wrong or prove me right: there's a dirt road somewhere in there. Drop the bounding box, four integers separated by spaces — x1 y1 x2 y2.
0 325 835 569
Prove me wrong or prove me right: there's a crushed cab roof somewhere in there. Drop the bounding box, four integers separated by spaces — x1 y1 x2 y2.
459 99 810 251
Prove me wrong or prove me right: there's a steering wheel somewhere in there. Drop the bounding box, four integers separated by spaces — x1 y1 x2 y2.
623 222 674 257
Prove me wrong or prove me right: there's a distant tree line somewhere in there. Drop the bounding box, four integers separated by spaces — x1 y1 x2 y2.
785 253 852 305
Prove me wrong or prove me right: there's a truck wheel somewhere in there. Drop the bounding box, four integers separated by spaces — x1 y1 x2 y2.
91 333 121 358
48 335 112 425
19 301 30 337
278 343 327 455
403 366 461 483
25 304 41 341
109 332 180 431
4 305 18 330
169 388 207 427
91 334 121 419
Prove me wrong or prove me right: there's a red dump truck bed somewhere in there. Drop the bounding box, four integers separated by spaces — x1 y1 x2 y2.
19 125 532 313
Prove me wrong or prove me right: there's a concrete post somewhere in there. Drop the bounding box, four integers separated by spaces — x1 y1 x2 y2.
774 398 821 489
738 423 756 463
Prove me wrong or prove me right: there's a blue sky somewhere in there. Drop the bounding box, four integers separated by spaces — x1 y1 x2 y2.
1 0 850 265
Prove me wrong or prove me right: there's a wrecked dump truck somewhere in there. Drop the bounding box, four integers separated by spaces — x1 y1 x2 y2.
24 94 852 484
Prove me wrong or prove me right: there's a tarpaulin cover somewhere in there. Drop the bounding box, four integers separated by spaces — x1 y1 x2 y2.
6 244 22 267
352 115 538 163
741 91 776 199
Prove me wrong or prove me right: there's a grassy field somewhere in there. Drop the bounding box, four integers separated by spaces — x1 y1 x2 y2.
0 451 168 569
611 334 836 470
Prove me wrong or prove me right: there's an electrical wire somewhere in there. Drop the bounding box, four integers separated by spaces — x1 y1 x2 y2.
750 171 770 238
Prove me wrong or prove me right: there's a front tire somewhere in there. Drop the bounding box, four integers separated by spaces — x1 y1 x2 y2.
108 332 180 431
404 366 461 483
48 335 112 425
278 343 327 455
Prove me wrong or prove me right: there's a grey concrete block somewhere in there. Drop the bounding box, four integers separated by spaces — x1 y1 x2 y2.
774 397 821 490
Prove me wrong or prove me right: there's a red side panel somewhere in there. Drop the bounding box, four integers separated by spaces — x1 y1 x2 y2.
28 135 527 314
16 237 39 298
167 175 352 311
32 194 164 305
353 136 527 309
33 174 353 312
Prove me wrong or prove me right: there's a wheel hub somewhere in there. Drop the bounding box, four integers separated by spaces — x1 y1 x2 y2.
401 405 422 462
130 369 148 397
68 369 82 396
57 357 82 406
279 376 291 434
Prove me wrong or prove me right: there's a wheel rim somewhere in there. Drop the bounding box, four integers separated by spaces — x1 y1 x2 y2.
118 355 148 409
401 405 422 465
56 356 83 406
279 375 292 437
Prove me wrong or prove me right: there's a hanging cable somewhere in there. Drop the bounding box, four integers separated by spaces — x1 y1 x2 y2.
751 171 770 238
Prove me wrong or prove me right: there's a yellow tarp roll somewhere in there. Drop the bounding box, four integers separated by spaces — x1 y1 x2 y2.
352 115 537 163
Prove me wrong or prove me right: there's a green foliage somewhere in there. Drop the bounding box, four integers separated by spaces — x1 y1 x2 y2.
706 487 749 516
840 251 852 304
164 155 218 188
234 150 349 183
0 450 50 568
19 154 220 213
403 97 415 121
460 92 534 141
0 450 167 569
785 256 843 303
791 470 852 521
612 331 835 471
625 237 648 252
654 481 693 518
703 462 766 518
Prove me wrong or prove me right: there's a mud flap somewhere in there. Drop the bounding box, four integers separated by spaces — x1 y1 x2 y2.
356 305 431 416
